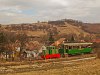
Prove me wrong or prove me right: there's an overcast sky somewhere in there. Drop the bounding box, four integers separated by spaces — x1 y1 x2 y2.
0 0 100 24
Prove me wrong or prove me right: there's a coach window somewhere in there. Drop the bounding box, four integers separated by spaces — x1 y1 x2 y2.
79 46 81 49
69 46 72 49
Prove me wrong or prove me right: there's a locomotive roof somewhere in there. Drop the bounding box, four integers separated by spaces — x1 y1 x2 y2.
63 43 93 46
47 46 55 47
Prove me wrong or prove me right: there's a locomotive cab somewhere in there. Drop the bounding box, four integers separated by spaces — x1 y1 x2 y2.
41 46 60 59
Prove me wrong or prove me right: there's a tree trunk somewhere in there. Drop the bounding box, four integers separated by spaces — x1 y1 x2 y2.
6 52 8 61
97 48 100 59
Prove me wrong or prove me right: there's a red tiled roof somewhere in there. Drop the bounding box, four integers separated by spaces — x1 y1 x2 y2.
92 39 100 43
51 38 66 46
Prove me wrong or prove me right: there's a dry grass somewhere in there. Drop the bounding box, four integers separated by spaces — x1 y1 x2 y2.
1 58 100 75
83 24 100 34
57 23 89 36
26 31 47 36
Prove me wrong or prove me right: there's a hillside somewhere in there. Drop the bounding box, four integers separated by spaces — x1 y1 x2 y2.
48 19 100 34
1 22 90 37
57 22 89 36
82 23 100 34
1 19 100 42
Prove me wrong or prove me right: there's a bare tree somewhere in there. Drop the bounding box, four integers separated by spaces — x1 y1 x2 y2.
17 33 28 60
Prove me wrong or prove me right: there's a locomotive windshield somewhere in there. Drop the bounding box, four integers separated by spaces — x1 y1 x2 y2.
47 46 55 50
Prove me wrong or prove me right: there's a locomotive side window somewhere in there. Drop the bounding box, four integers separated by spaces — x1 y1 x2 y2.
73 46 79 49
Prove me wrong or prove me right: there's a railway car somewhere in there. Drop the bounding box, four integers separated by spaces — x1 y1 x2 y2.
59 43 93 56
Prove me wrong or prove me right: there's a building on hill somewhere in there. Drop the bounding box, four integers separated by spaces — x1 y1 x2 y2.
92 39 100 43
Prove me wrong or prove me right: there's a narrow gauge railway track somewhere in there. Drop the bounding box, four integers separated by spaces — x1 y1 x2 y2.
0 53 97 67
32 53 97 64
